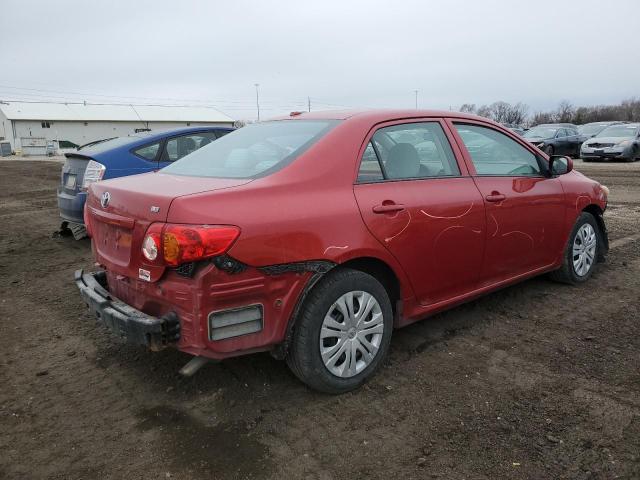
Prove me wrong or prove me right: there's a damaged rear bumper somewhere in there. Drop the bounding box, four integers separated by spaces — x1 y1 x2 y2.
74 269 180 350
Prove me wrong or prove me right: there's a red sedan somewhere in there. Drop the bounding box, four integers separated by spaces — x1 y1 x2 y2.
76 110 609 393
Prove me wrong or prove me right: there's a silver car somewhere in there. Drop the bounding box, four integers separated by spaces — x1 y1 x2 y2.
581 123 640 162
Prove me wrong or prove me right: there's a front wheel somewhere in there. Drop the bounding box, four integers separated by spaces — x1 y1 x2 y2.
286 268 393 394
544 145 554 156
550 212 601 284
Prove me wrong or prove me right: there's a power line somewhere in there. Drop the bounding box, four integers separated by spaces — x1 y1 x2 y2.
0 83 310 109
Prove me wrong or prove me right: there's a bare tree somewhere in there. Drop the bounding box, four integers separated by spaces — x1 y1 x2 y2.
475 97 640 127
531 111 554 125
504 102 528 125
459 103 477 114
476 105 492 120
555 100 575 123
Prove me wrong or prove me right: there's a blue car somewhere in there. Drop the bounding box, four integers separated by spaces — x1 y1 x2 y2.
57 126 233 236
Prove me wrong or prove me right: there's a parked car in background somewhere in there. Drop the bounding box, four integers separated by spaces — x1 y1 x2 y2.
503 124 526 136
523 123 584 157
577 121 625 139
76 110 609 393
581 123 640 162
57 126 233 238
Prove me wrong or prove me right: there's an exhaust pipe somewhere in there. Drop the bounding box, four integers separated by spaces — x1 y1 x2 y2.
178 356 213 377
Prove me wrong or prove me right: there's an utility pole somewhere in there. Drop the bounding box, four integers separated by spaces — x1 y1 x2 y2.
254 83 260 121
308 96 311 112
414 90 418 110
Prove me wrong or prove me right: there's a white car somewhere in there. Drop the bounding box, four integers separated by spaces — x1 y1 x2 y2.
581 123 640 162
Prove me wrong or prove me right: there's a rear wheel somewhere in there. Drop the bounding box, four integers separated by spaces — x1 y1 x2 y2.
286 268 393 394
550 212 600 284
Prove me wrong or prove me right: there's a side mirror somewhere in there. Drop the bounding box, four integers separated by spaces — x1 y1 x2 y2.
549 155 573 175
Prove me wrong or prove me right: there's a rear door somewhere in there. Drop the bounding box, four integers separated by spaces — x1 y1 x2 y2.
449 121 566 286
158 131 219 168
353 120 486 306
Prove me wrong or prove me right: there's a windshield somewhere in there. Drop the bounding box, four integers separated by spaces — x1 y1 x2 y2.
596 124 639 138
162 120 338 178
578 124 608 136
523 127 558 139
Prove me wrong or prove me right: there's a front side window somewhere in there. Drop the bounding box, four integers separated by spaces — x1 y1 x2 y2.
133 142 161 161
162 120 337 179
162 132 218 162
357 122 460 182
454 124 541 176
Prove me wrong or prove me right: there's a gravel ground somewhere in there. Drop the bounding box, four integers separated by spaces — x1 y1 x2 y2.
0 159 639 480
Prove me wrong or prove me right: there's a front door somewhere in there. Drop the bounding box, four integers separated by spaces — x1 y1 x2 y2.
353 120 486 306
449 122 566 287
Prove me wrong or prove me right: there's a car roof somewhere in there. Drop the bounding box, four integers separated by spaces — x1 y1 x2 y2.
268 109 494 124
130 125 234 141
76 125 233 155
602 122 640 128
535 123 576 128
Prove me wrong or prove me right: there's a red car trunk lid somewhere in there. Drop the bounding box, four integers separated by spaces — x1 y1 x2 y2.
86 172 251 281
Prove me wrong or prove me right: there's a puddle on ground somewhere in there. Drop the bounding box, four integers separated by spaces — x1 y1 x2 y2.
136 405 272 479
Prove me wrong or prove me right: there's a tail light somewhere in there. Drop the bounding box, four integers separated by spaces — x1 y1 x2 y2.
142 223 240 267
82 160 106 190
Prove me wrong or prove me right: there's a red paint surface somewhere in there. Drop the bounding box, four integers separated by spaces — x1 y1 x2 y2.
86 110 608 359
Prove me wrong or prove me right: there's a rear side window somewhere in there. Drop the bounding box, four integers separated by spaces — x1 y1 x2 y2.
162 132 218 162
133 142 161 161
216 129 232 138
162 120 337 179
357 143 384 182
357 122 460 182
454 123 541 176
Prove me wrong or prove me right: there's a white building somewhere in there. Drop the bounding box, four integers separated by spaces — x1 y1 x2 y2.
0 101 234 154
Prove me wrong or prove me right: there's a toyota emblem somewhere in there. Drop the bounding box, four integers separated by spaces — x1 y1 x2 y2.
100 191 111 208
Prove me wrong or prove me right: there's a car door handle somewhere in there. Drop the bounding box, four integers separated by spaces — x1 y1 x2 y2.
485 193 506 202
372 203 405 213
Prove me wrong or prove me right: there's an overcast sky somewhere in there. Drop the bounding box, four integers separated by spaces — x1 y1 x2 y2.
1 0 638 120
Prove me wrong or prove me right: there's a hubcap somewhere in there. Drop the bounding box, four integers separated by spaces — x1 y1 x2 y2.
573 223 597 277
319 291 384 378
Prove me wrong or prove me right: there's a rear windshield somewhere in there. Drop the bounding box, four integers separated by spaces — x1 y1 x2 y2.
78 135 149 154
161 120 338 178
523 127 557 139
596 124 639 138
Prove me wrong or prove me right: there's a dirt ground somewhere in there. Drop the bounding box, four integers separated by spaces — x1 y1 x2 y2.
1 158 639 480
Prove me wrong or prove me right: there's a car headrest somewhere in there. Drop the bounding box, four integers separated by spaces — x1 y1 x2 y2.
386 143 420 179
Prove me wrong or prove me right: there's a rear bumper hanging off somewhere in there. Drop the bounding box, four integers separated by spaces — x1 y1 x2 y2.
74 269 180 350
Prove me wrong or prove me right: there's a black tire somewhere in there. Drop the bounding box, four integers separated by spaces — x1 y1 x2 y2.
583 157 592 162
544 144 554 156
549 212 602 285
286 268 393 394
